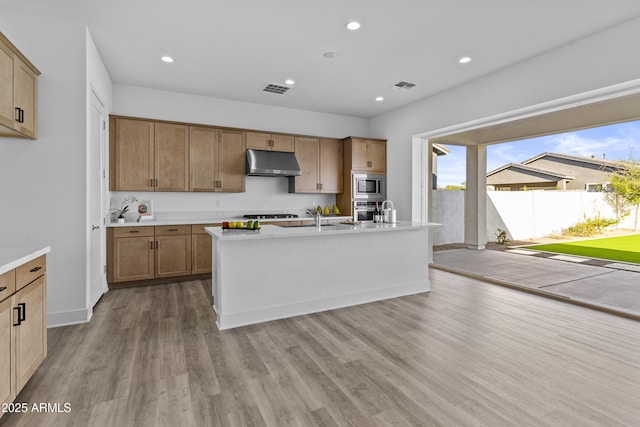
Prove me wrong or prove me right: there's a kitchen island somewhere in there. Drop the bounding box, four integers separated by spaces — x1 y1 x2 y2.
206 222 437 330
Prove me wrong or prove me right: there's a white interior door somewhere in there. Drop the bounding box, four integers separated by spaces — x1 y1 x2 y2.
89 90 106 308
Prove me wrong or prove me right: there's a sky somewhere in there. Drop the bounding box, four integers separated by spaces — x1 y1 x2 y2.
436 119 640 187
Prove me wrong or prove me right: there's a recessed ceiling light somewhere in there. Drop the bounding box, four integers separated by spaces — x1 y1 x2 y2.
458 56 471 64
323 52 337 59
375 96 384 102
346 21 361 31
161 56 174 63
285 79 295 85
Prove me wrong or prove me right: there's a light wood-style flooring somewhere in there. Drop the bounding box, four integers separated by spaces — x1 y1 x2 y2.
2 269 639 427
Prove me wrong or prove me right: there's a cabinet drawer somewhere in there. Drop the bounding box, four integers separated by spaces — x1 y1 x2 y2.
113 226 154 238
191 224 220 235
0 269 15 302
16 255 46 291
155 225 191 236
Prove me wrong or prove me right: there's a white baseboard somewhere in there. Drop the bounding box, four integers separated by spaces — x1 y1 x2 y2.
47 308 92 328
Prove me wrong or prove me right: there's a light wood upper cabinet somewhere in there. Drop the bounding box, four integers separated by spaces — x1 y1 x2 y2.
110 118 189 192
290 137 343 193
319 139 344 194
110 117 155 191
0 32 40 140
246 131 294 152
190 126 245 192
347 137 386 173
291 137 320 193
216 129 246 192
155 123 189 191
190 126 218 191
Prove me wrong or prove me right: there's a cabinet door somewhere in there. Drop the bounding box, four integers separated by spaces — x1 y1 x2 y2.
367 140 387 173
13 57 37 139
190 126 217 191
111 118 155 191
271 134 294 152
351 139 369 170
156 235 192 278
113 236 155 282
292 137 319 193
14 275 46 393
319 138 343 193
0 296 15 409
0 40 14 132
155 123 189 191
245 131 271 150
192 233 212 274
217 129 245 192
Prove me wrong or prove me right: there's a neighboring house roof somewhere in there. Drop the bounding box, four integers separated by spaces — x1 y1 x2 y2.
487 163 574 181
433 143 450 156
521 152 625 170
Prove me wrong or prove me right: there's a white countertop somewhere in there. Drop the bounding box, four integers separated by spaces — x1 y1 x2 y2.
106 214 352 227
0 247 51 275
206 221 440 241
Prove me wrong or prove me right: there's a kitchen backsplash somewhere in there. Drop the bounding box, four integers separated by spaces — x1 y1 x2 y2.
110 176 336 221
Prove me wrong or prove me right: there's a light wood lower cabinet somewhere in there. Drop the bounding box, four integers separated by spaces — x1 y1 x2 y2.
108 224 221 286
109 227 155 282
14 275 46 391
191 224 216 274
0 256 47 421
0 295 15 410
155 225 191 278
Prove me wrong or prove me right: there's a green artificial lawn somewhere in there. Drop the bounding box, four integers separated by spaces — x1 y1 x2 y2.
523 234 640 264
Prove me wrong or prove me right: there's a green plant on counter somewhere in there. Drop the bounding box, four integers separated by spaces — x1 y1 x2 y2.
495 228 509 245
111 195 138 219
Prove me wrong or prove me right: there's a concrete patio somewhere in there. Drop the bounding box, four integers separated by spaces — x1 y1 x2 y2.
432 248 640 319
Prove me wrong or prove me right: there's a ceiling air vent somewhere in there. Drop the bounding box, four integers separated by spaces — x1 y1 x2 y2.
392 81 417 90
262 83 291 95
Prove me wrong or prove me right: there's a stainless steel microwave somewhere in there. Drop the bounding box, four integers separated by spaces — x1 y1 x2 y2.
353 174 386 199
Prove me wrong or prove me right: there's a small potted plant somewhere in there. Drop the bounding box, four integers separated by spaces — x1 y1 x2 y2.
112 196 138 223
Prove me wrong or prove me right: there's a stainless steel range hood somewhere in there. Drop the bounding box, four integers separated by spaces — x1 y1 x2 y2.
246 149 301 177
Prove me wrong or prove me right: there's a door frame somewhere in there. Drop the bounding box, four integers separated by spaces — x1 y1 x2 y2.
87 87 108 315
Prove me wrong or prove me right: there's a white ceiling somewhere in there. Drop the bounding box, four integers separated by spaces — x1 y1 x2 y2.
5 0 640 118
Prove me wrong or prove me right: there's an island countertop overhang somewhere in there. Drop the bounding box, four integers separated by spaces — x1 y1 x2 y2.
205 221 440 241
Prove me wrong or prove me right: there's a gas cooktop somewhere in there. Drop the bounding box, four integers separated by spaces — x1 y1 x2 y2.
243 213 299 220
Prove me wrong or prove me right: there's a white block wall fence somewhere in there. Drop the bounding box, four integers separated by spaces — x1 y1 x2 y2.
431 190 634 245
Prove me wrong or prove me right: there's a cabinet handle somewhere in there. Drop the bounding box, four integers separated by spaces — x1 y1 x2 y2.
13 306 22 326
19 109 24 123
149 179 154 187
150 241 153 250
0 287 6 292
18 303 26 322
13 303 26 326
129 230 140 233
168 228 178 232
15 107 20 121
29 266 42 273
155 241 159 249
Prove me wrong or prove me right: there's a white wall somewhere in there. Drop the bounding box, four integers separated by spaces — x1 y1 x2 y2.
432 190 634 245
370 16 640 221
0 11 87 325
111 84 370 215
